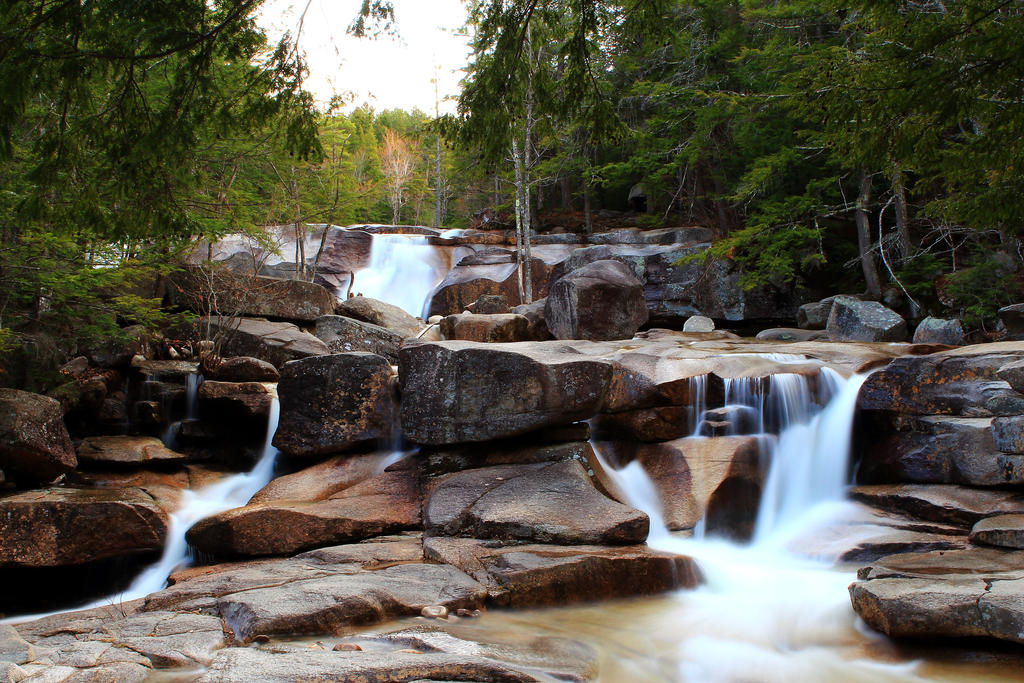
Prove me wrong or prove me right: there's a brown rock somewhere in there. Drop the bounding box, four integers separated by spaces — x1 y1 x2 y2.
335 295 424 338
197 380 274 422
217 563 487 642
425 250 552 318
206 356 280 383
849 484 1024 528
471 294 510 314
424 536 700 607
314 315 404 362
425 460 648 545
0 389 76 482
0 487 167 567
596 437 764 537
440 313 531 342
399 341 612 445
511 298 552 340
545 260 649 341
76 435 187 466
250 451 399 504
176 317 329 369
186 471 420 557
970 514 1024 549
272 353 396 457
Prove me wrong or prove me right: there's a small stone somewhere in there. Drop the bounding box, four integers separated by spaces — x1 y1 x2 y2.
455 608 483 618
428 315 443 324
252 635 271 644
682 315 715 333
130 354 147 367
333 643 362 652
420 605 448 619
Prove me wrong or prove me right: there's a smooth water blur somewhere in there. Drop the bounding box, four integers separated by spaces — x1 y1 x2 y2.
587 367 954 681
351 234 448 317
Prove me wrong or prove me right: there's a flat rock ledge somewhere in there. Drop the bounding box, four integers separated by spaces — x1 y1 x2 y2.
850 547 1024 645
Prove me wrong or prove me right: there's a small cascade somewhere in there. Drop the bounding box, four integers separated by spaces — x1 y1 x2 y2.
6 397 284 623
591 366 904 680
350 234 448 318
687 374 707 437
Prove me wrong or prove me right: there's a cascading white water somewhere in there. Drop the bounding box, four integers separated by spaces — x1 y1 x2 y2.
121 397 281 600
591 366 910 682
351 234 448 318
3 397 282 624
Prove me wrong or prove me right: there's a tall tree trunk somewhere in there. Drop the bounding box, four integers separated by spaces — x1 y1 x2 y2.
892 166 912 266
560 177 572 209
583 182 593 235
856 170 882 299
512 136 527 304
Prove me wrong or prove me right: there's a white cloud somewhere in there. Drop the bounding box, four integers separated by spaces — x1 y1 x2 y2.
257 0 471 115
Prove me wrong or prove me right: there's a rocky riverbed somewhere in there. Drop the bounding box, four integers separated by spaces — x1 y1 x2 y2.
1 225 1023 681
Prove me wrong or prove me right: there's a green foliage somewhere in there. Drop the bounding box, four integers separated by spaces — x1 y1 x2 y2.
939 258 1024 330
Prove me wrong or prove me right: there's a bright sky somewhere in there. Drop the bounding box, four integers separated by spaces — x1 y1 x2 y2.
257 0 472 115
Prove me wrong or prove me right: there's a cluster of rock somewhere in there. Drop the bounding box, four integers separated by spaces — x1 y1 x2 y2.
849 343 1024 645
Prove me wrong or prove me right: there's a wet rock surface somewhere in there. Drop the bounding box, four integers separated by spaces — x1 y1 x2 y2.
75 435 187 467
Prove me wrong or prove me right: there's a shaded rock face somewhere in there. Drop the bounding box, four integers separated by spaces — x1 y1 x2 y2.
472 293 511 314
167 265 334 323
850 547 1024 645
849 484 1024 528
971 514 1024 549
335 296 423 338
206 356 279 383
314 314 403 362
511 298 552 340
178 317 329 369
399 341 612 445
856 415 1024 486
827 296 907 342
439 313 531 343
272 353 396 457
0 389 76 482
0 487 167 567
913 317 965 345
998 303 1024 340
797 300 832 329
197 381 274 423
545 260 649 341
424 460 649 545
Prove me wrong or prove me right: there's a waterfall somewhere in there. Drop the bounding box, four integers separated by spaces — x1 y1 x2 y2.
591 366 897 681
350 234 448 318
122 396 281 600
4 397 282 624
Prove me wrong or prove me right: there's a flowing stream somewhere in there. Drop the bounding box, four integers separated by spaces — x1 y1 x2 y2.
350 234 448 318
588 368 926 681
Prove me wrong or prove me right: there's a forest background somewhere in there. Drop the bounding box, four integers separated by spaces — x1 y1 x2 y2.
1 0 1022 386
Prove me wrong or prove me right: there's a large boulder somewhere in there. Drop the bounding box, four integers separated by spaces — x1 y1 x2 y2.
858 345 1024 416
314 315 403 362
217 562 487 642
0 487 167 567
272 353 396 457
424 460 649 545
545 260 648 341
595 437 763 537
399 341 612 445
0 389 76 481
186 470 420 558
826 296 907 342
167 266 334 323
971 514 1024 549
180 317 328 369
205 356 279 383
997 303 1024 340
426 250 553 318
439 313 530 342
197 381 274 422
335 296 423 338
